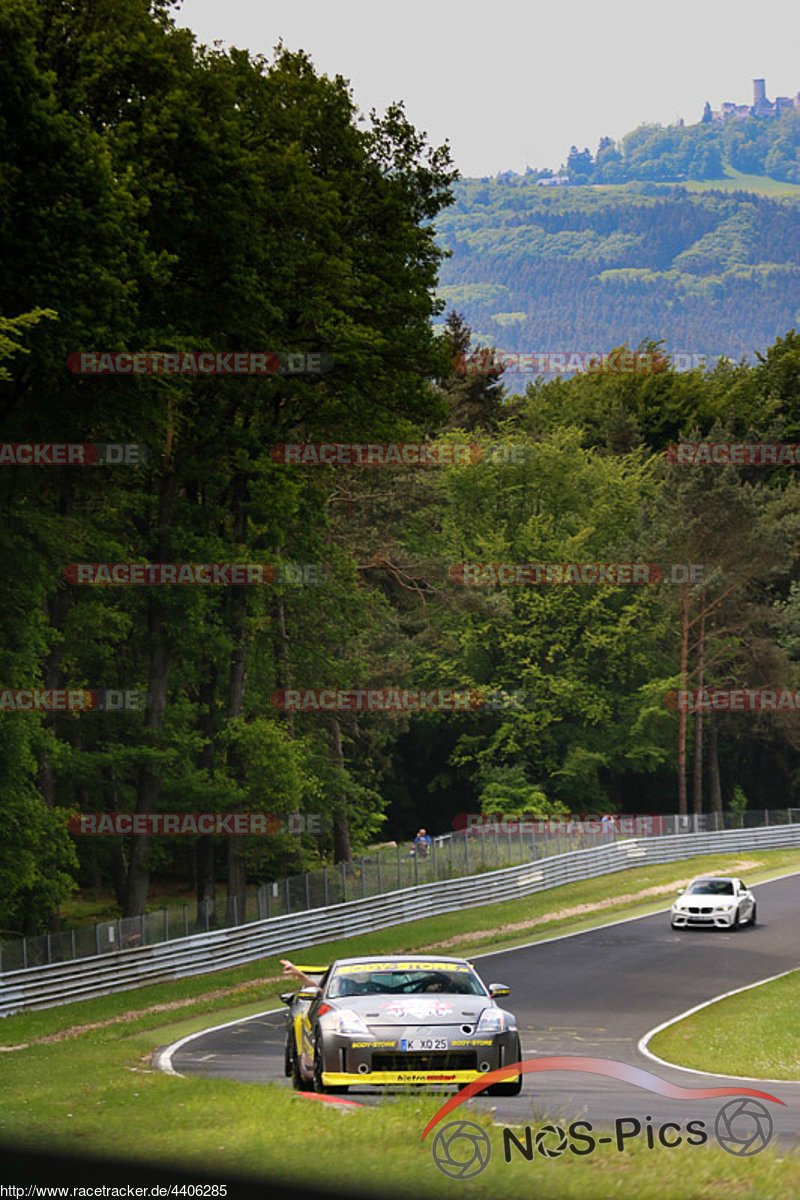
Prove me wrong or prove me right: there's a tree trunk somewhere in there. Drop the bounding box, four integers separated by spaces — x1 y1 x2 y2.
226 472 249 913
708 709 723 816
196 664 218 923
331 717 352 862
122 471 176 916
677 589 689 816
692 595 706 816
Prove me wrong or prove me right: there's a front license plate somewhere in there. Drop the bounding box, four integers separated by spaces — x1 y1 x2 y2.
400 1038 449 1051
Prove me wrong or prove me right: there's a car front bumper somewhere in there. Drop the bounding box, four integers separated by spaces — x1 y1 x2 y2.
319 1026 520 1087
671 908 737 927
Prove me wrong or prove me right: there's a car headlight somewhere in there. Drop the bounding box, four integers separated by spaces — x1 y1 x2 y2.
715 904 734 911
476 1007 510 1033
327 1009 372 1036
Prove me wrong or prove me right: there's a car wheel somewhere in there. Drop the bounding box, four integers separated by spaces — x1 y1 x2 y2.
313 1032 348 1094
291 1036 312 1091
731 909 740 931
284 1031 293 1077
750 903 757 926
487 1036 523 1096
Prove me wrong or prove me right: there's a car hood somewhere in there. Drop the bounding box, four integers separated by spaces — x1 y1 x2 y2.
673 895 732 908
328 994 494 1027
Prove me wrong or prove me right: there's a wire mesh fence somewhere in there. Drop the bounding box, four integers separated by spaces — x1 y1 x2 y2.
1 807 796 972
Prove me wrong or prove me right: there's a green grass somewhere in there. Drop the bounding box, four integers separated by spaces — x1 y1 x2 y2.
649 969 800 1081
1 848 798 1197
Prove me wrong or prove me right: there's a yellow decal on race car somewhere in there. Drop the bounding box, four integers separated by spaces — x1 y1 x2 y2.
451 1038 493 1046
351 1041 396 1048
337 961 471 974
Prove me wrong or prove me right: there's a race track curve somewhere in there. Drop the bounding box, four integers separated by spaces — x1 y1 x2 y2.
158 873 800 1144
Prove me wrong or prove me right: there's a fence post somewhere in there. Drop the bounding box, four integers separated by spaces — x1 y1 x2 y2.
324 865 329 907
285 878 290 915
305 872 311 910
95 923 100 955
414 848 418 886
46 933 51 965
183 904 188 936
432 839 437 880
464 832 469 873
377 852 383 892
116 918 122 949
140 913 146 945
764 809 769 827
342 861 347 901
71 928 76 960
397 845 401 890
22 938 27 969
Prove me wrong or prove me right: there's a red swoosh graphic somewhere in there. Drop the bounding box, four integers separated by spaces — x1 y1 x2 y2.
421 1056 786 1140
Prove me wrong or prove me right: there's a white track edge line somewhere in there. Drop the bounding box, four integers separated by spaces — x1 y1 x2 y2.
154 1007 283 1077
637 966 800 1085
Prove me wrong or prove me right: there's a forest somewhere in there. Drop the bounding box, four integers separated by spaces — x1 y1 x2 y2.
1 0 799 935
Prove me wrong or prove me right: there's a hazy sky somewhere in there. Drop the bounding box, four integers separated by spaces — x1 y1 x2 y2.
175 0 800 178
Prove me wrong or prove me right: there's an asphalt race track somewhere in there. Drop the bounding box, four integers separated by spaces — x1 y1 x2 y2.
162 873 800 1144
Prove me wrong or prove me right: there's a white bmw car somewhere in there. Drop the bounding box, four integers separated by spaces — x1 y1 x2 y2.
670 876 757 930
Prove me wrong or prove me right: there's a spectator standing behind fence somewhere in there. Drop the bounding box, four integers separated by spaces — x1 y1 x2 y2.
601 813 616 841
410 827 432 856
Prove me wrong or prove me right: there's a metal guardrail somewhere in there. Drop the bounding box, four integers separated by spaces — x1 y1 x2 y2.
1 823 797 1017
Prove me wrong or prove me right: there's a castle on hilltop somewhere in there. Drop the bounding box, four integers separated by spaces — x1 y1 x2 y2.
706 79 800 122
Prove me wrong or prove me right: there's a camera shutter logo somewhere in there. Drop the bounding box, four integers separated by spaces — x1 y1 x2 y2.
432 1120 492 1179
535 1124 569 1157
715 1098 773 1156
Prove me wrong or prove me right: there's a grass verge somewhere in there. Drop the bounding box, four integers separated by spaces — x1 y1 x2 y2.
649 968 800 1081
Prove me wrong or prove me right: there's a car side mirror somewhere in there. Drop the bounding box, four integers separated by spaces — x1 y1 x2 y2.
676 888 684 895
298 986 320 1000
279 991 295 1005
489 983 511 998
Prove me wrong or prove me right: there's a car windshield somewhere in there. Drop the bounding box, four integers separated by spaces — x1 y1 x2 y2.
686 880 734 895
327 962 486 998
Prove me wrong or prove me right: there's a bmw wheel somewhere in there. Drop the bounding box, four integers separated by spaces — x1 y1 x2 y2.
750 903 757 926
487 1036 524 1096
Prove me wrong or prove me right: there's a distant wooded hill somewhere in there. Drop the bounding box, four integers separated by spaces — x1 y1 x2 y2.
433 178 800 378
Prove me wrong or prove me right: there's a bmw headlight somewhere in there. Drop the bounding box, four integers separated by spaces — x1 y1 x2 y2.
328 1009 372 1036
476 1007 510 1033
715 903 734 911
